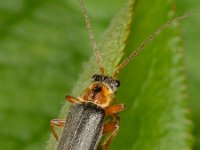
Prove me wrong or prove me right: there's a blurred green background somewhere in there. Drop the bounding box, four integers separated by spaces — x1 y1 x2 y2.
0 0 199 150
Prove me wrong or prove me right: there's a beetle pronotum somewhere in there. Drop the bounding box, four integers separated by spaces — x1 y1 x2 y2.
50 0 193 150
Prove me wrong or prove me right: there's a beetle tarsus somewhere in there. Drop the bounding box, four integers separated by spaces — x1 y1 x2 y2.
100 117 120 150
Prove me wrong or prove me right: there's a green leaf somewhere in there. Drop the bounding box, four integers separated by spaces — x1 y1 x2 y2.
112 0 193 149
176 0 200 149
46 0 134 149
0 0 195 149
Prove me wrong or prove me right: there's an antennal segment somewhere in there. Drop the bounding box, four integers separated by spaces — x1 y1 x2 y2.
80 0 104 74
113 11 194 78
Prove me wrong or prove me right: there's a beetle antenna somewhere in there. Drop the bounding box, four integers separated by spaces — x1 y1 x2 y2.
113 11 195 78
80 0 104 74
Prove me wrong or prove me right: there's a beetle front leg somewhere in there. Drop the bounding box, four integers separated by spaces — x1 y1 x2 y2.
65 95 82 104
50 119 65 141
105 103 125 116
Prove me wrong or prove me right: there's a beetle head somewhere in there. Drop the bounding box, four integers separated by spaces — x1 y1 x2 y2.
80 74 120 108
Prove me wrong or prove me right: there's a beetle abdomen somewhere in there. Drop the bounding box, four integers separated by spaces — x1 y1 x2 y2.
57 102 105 150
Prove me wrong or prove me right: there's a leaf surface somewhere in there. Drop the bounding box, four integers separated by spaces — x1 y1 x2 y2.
111 0 193 149
176 0 200 149
0 0 195 149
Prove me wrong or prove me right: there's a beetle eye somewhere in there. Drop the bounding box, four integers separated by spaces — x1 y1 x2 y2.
93 86 102 93
92 74 102 82
116 80 120 87
92 74 98 80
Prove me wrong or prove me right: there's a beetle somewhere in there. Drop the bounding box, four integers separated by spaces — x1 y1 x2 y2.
50 0 193 149
52 73 124 150
54 75 123 150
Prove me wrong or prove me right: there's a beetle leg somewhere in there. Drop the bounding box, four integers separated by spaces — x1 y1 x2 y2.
98 104 124 150
50 119 65 141
66 95 82 104
100 118 119 150
105 103 125 116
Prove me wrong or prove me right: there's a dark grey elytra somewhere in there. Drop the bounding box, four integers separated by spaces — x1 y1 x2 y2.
57 103 105 150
